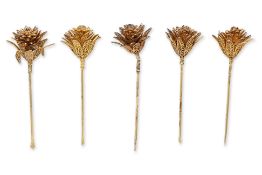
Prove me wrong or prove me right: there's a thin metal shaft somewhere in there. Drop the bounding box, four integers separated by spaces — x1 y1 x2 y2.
81 60 85 145
224 59 233 145
134 54 140 151
179 58 184 144
28 64 35 149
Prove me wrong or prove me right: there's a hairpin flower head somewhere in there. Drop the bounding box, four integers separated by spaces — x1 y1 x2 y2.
7 26 53 149
166 25 201 144
166 25 201 59
213 27 251 59
113 24 151 54
63 25 100 63
8 26 51 66
62 25 100 145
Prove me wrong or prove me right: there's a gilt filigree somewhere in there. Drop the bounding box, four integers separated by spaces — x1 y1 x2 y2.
7 26 53 149
113 24 151 54
62 25 100 64
7 26 52 66
113 24 151 151
213 27 251 145
166 25 201 144
166 25 201 59
213 27 251 59
62 25 100 145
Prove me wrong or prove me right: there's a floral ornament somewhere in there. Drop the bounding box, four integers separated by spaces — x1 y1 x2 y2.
213 27 251 145
213 27 251 59
7 26 52 67
113 24 151 54
166 25 201 60
113 24 151 151
63 25 100 64
166 25 201 144
7 26 53 149
62 25 100 145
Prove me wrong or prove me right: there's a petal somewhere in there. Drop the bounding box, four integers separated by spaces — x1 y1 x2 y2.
114 32 127 44
15 51 22 63
7 40 20 50
62 40 74 50
72 40 83 58
225 39 234 58
82 41 94 58
176 37 185 57
184 32 201 56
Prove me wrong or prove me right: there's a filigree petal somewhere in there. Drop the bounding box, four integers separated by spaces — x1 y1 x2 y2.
82 41 94 58
177 37 185 57
72 40 83 58
7 40 20 50
16 50 22 63
184 32 201 56
62 40 74 50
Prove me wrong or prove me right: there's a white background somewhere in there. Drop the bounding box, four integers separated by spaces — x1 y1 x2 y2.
0 0 261 174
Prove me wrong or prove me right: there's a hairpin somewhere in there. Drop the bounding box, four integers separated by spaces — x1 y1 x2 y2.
62 25 100 145
213 27 251 144
166 25 201 143
8 26 53 149
113 24 151 151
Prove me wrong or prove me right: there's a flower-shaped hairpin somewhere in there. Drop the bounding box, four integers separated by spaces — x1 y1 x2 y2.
62 25 100 145
113 24 151 151
166 25 201 144
7 26 53 149
213 27 251 144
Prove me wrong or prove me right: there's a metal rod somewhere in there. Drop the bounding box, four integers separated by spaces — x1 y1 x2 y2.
179 58 184 144
81 60 85 145
224 59 233 145
134 54 140 151
28 64 35 149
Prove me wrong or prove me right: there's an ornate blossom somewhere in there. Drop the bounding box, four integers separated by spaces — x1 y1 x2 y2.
8 26 51 64
62 25 100 60
213 27 251 59
113 24 151 54
166 25 201 58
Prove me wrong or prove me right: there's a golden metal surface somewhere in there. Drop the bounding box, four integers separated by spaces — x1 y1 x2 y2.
81 62 85 145
166 25 201 144
28 64 35 149
224 59 233 144
213 27 251 144
8 26 53 149
179 59 184 144
134 54 140 151
113 24 151 151
62 25 100 145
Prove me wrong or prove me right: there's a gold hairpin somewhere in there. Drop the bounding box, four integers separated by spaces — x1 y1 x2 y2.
113 24 151 151
166 25 201 144
213 27 251 145
62 25 100 145
7 26 53 149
